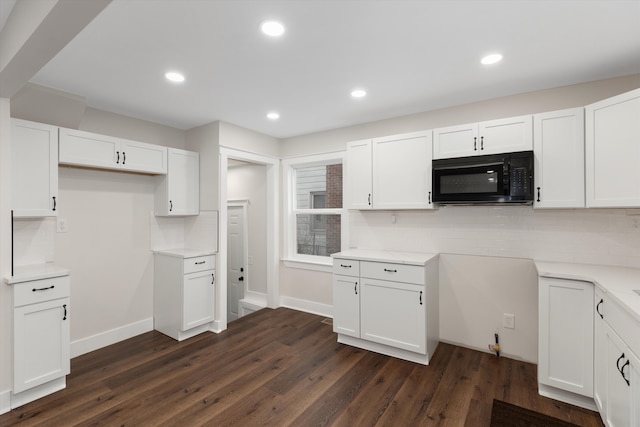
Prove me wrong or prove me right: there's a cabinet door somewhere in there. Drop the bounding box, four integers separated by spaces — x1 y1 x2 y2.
538 277 594 397
593 290 607 414
345 139 373 209
479 115 533 155
373 131 434 209
59 128 118 169
586 88 640 207
182 270 215 330
333 274 360 338
533 108 585 208
165 148 199 216
604 324 632 427
361 278 425 354
630 349 640 427
119 139 167 174
433 123 478 159
14 298 70 393
11 119 58 217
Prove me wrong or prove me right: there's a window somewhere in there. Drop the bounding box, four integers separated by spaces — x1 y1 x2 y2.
283 153 346 265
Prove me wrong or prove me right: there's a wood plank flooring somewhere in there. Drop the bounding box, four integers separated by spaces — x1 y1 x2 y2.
1 308 604 426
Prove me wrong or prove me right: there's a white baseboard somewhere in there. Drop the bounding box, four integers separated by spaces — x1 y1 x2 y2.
0 389 10 415
279 296 332 318
70 318 154 358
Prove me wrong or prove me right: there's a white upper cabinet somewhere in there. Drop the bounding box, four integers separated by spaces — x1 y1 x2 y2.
345 139 373 209
372 131 433 210
155 148 200 216
433 114 533 159
586 88 640 208
59 128 167 174
533 108 585 208
346 131 434 210
11 119 59 217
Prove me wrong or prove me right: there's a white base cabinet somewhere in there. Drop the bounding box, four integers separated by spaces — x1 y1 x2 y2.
11 119 59 217
597 290 640 427
153 251 215 341
538 277 594 408
9 274 70 405
332 251 438 365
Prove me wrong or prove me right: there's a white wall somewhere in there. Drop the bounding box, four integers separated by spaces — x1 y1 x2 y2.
227 163 268 295
277 74 640 361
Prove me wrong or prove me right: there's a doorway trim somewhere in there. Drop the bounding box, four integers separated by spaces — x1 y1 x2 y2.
219 147 279 331
227 200 249 322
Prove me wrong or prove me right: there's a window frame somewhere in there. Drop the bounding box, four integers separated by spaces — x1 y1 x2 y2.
282 152 347 268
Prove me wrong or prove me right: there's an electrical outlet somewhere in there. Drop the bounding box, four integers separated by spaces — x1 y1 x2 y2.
632 217 640 229
503 313 515 329
56 218 68 233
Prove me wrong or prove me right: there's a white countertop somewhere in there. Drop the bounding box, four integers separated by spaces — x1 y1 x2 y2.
535 261 640 323
332 249 439 266
4 263 70 285
152 248 216 258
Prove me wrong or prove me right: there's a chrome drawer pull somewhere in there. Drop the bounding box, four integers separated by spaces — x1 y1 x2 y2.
195 261 206 265
383 268 397 273
340 264 352 268
32 285 55 292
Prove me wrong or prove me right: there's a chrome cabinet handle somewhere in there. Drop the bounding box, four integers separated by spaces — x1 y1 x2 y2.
52 196 57 211
195 261 205 265
33 285 55 292
122 152 126 165
340 264 352 268
63 304 67 320
620 360 630 386
368 194 371 206
537 187 541 203
169 200 173 212
419 291 423 305
473 137 477 151
354 282 358 295
480 136 484 150
116 151 120 164
211 274 215 284
383 268 397 273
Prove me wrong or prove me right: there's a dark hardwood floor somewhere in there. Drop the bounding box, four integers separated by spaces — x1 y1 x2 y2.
1 308 604 426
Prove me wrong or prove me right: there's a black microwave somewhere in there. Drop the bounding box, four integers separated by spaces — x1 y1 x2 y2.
432 151 534 205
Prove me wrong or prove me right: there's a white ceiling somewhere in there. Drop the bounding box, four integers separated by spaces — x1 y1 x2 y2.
25 0 640 139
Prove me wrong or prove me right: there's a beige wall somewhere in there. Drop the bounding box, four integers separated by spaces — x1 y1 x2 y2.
280 74 640 158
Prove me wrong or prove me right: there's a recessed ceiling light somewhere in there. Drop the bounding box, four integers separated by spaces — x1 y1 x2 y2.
266 112 280 120
351 89 367 98
165 71 185 83
481 54 503 65
261 20 285 37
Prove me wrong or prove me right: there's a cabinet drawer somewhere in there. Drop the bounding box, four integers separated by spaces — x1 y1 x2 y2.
184 255 215 274
360 261 424 284
13 276 70 307
333 259 360 277
605 297 640 358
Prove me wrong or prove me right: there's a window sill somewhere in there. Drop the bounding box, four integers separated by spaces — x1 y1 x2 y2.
282 258 333 273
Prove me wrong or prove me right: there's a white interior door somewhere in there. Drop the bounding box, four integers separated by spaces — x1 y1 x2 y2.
227 204 246 322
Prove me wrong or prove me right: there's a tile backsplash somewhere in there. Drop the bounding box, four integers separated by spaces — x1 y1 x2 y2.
350 207 640 268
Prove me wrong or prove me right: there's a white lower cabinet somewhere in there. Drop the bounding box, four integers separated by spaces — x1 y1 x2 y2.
11 274 70 405
537 265 640 425
332 273 360 338
154 251 215 341
332 251 438 365
361 277 425 354
538 277 594 403
597 292 640 427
